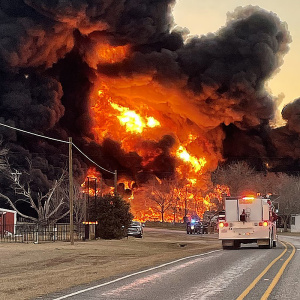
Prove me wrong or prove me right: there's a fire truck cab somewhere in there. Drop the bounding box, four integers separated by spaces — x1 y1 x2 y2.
219 196 277 249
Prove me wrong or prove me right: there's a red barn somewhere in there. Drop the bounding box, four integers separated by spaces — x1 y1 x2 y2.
0 208 17 237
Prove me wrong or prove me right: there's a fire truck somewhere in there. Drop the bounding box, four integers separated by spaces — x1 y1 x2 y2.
219 196 277 249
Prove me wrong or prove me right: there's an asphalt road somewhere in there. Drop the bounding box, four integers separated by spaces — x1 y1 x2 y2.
46 233 299 300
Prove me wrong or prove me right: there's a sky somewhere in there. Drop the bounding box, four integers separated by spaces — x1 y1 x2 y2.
173 0 300 116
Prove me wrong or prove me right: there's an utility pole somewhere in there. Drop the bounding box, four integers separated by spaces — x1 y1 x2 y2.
114 170 117 195
69 137 74 245
94 178 97 217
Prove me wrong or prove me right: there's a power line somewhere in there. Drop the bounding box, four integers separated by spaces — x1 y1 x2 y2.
72 143 115 175
0 122 116 175
0 122 69 144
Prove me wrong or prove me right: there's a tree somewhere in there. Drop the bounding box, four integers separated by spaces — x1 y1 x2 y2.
212 161 257 195
0 153 70 226
149 178 178 222
274 174 300 232
73 182 86 228
93 194 133 239
212 161 282 196
0 146 8 171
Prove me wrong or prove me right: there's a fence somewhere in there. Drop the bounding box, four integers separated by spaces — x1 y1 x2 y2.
0 223 85 243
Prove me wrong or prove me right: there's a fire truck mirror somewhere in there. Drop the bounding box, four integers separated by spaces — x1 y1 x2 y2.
273 202 279 213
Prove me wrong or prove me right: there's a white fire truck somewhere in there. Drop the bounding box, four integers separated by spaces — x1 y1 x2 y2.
219 196 277 249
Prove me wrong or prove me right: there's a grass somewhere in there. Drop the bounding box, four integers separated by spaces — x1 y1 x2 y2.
144 221 186 230
277 231 300 236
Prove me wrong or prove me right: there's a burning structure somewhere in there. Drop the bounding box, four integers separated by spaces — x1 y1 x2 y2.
0 1 297 221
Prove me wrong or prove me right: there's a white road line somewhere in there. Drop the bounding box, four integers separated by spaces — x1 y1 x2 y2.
52 249 221 300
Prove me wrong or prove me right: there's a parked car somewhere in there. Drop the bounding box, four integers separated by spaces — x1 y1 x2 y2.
127 221 143 238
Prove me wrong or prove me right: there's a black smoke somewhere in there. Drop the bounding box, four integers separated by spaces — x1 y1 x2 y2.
0 0 297 196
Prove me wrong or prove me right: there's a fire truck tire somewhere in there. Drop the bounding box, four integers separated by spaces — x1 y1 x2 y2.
273 240 277 247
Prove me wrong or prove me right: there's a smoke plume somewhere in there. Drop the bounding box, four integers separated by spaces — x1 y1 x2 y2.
0 0 296 196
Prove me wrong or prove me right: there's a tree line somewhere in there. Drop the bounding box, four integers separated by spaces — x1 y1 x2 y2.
1 140 300 236
213 161 300 231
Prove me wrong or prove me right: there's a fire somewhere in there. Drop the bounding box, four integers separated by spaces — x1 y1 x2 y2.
85 43 226 222
176 146 207 173
110 101 161 133
147 117 160 128
97 44 129 64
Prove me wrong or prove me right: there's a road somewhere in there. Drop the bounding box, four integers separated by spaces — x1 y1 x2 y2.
45 232 300 300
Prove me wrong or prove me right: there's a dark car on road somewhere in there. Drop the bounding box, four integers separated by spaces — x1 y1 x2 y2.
127 221 143 238
187 220 208 234
186 220 201 234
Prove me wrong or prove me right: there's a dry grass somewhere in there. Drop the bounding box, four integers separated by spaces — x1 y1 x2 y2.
0 228 221 300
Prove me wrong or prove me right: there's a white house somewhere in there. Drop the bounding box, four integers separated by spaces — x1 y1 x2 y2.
291 214 300 233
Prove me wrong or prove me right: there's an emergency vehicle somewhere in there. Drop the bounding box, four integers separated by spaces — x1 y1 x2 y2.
219 196 277 249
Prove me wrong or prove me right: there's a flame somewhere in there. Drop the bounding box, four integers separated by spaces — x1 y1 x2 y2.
85 43 228 222
82 169 230 223
176 146 207 173
110 101 160 133
97 44 129 64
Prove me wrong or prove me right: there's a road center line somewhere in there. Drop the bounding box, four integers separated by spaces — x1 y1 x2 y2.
236 241 287 300
260 242 296 300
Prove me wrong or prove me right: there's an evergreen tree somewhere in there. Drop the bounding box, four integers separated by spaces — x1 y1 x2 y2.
93 194 133 239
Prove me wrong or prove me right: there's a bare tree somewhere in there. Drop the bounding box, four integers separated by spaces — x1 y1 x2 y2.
274 174 300 231
212 161 257 196
0 155 70 226
0 145 8 171
73 183 86 227
212 161 283 196
149 178 178 222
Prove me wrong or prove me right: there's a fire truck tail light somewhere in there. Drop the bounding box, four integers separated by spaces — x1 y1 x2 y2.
259 221 268 226
219 222 228 228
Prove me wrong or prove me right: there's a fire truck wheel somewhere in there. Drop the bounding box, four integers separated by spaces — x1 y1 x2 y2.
273 240 277 247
